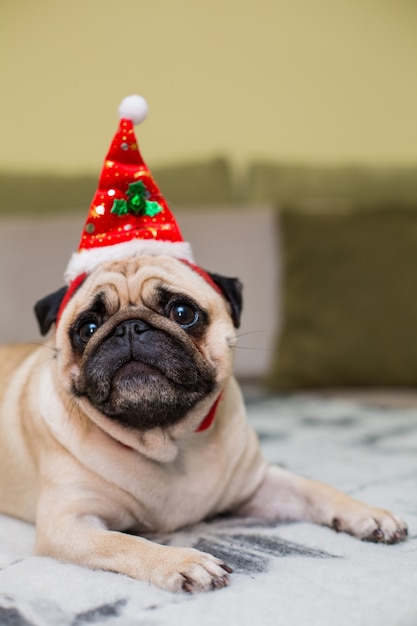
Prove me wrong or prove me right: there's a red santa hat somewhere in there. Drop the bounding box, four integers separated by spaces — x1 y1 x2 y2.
64 95 194 283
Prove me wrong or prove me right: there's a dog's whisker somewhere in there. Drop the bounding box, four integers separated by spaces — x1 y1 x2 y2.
231 346 270 352
227 336 270 352
234 330 269 339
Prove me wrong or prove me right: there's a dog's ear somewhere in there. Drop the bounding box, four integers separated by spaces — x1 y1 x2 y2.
206 272 243 328
34 286 68 336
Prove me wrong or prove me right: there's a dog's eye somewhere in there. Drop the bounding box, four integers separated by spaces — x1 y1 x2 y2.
169 303 199 328
78 321 99 343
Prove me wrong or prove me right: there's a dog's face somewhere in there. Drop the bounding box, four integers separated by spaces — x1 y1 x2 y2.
35 256 242 434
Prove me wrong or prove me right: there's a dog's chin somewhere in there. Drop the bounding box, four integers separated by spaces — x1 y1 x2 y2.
81 360 216 432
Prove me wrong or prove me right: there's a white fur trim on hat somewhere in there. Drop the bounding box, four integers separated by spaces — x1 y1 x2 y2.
64 239 194 284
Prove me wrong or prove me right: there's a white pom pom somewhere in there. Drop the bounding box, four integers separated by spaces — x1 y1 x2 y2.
118 95 148 125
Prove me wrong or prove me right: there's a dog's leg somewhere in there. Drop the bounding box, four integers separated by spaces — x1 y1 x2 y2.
237 465 407 544
34 491 232 592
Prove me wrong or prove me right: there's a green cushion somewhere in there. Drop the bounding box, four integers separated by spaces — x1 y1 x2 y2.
247 163 417 205
153 156 234 205
0 157 233 215
0 172 95 216
266 202 417 390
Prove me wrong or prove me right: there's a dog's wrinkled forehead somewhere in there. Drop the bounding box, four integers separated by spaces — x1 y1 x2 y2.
83 256 216 313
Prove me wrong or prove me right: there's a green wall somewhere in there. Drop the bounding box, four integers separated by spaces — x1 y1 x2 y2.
1 0 417 174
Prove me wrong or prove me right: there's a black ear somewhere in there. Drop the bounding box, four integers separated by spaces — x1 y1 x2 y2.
206 272 243 328
34 286 68 336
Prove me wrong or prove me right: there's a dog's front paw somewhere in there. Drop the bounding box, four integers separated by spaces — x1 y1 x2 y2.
332 506 408 544
154 547 233 593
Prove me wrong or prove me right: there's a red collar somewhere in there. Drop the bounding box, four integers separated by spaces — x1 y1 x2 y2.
195 393 222 433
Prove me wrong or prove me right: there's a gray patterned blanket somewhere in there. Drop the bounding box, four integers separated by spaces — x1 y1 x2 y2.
1 395 416 626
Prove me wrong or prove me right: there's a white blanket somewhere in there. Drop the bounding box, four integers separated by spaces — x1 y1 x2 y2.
1 395 416 626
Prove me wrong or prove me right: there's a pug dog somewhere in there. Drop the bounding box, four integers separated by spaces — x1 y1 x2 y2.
0 254 408 593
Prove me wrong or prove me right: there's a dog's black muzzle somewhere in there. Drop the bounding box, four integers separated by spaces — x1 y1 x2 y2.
76 315 216 431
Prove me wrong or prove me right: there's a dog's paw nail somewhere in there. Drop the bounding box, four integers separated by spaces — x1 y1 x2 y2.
362 527 385 543
212 575 229 590
182 575 194 593
394 527 408 542
371 528 385 542
220 563 233 574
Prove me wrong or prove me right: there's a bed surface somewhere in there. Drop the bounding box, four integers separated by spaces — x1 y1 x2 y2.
0 393 416 626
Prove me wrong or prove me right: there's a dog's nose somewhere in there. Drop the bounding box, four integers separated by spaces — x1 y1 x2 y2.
113 319 150 338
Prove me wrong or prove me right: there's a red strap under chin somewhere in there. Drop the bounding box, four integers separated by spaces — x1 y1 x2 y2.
195 393 222 433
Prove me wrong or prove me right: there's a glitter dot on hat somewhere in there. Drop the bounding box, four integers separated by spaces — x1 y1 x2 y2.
64 95 193 283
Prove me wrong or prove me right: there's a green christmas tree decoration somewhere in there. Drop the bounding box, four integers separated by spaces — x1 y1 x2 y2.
111 180 163 218
111 199 130 216
126 180 148 212
143 200 164 217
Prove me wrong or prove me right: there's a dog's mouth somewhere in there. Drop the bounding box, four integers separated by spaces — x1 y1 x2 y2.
114 360 159 380
75 322 216 431
111 352 199 387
